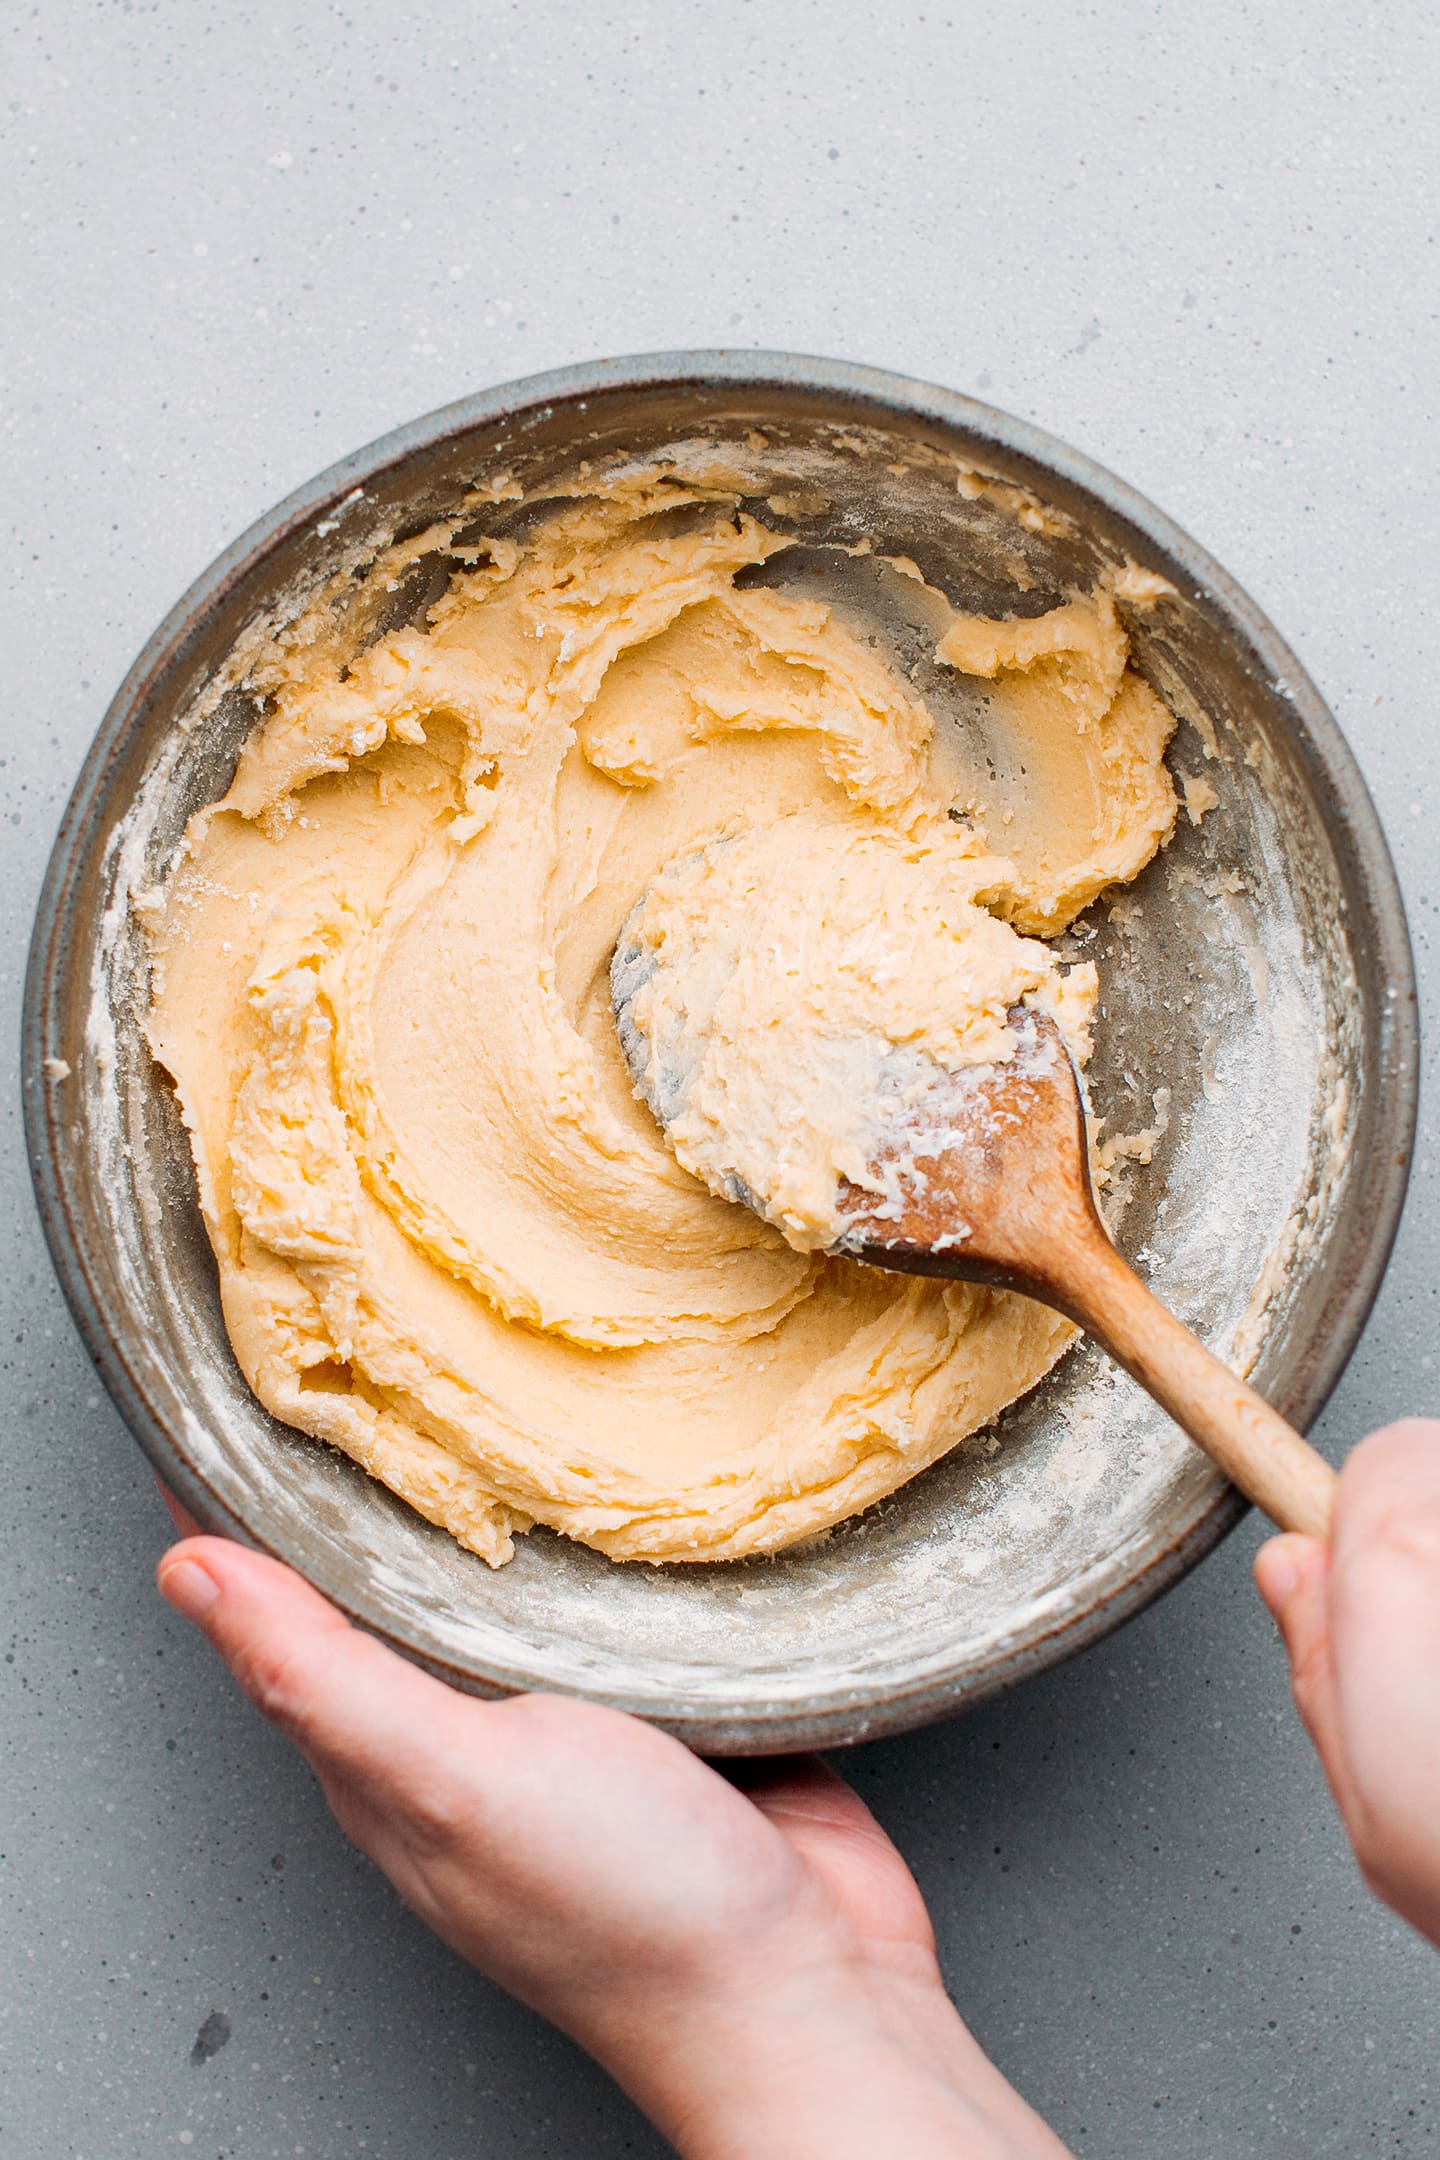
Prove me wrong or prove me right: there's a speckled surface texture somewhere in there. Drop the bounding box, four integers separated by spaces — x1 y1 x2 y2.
3 4 1438 2155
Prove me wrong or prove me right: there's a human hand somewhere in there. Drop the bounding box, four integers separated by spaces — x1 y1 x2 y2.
1255 1418 1440 1948
156 1525 1070 2159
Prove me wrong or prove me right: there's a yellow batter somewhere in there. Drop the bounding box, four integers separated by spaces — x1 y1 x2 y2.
145 474 1178 1566
614 814 1101 1253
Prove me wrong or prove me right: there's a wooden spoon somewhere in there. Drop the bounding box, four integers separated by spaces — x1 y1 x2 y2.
614 899 1335 1540
829 1006 1335 1538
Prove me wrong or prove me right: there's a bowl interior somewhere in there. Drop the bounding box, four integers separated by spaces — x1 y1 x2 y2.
28 362 1414 1750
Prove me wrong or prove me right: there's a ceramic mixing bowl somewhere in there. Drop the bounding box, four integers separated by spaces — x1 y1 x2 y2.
23 353 1417 1751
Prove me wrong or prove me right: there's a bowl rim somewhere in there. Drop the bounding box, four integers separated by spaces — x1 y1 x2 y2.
23 349 1419 1751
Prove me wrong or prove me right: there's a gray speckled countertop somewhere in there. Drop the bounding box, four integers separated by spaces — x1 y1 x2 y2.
3 5 1438 2154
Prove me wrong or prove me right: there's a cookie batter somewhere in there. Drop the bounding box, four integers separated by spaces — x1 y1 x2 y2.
612 814 1101 1254
146 474 1177 1565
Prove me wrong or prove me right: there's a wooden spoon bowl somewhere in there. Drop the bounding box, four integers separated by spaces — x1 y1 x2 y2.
835 1008 1336 1538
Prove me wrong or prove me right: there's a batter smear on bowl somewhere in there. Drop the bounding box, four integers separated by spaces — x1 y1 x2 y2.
144 467 1180 1566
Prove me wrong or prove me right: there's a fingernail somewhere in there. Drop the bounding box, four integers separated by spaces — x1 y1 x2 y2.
159 1556 221 1622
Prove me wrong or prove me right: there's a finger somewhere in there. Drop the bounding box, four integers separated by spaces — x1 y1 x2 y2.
731 1754 936 1957
1324 1422 1440 1865
1254 1535 1361 1820
733 1754 884 1838
1253 1532 1314 1619
155 1536 487 1834
155 1477 205 1540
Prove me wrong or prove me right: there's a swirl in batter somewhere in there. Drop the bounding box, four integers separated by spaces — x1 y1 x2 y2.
146 473 1178 1565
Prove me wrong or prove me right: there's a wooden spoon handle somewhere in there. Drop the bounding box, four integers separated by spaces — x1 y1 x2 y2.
1058 1230 1336 1538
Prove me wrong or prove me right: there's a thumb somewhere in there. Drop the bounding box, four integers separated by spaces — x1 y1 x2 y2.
156 1536 489 1837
